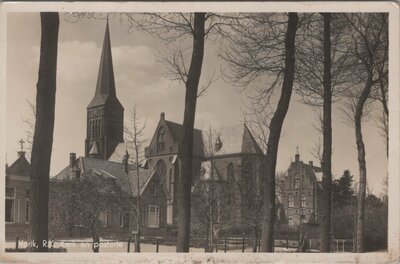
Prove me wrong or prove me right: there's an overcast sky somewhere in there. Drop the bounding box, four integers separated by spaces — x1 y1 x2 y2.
6 12 387 195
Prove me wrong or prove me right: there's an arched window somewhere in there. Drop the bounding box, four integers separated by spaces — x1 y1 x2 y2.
89 120 93 138
168 168 173 198
93 119 99 138
155 160 167 187
157 126 166 153
227 163 234 184
99 119 103 136
245 162 253 177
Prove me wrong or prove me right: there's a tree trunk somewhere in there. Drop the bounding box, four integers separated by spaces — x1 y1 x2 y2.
320 12 333 253
28 12 59 252
176 13 206 252
135 151 141 252
354 76 373 253
378 76 389 157
260 13 298 252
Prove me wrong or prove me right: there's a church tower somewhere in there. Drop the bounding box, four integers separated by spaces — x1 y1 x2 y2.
85 21 124 160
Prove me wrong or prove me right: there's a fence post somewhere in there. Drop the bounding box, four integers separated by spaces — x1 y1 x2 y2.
224 238 227 253
15 236 19 250
127 238 130 253
242 237 245 252
156 238 159 253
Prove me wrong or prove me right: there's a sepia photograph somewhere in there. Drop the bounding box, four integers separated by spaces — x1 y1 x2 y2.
1 2 399 263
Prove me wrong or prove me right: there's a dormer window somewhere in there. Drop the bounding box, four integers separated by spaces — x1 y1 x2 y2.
157 126 166 153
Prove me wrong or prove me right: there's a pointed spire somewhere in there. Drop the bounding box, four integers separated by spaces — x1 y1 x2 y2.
88 20 121 108
96 20 115 96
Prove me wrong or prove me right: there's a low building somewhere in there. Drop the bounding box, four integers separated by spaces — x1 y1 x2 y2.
5 149 31 240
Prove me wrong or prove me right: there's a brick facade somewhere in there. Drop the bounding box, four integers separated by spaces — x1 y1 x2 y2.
279 153 323 227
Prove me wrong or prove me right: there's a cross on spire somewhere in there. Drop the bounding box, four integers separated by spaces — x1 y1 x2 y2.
296 146 299 155
19 138 25 151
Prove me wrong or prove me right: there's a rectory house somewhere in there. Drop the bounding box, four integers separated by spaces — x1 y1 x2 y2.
278 152 323 227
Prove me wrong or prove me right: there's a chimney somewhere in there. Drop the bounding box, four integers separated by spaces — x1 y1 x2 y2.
69 153 76 168
160 112 165 120
309 161 313 168
123 150 129 174
72 167 81 179
214 136 222 152
295 153 300 162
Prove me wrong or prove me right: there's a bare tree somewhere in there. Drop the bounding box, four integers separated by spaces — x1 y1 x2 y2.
21 100 36 159
294 13 356 251
221 13 299 252
371 25 389 157
124 104 146 252
125 12 229 251
28 12 59 252
320 12 333 253
49 175 123 252
341 13 388 253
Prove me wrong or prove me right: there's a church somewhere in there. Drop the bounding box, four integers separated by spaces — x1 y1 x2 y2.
0 18 272 239
52 21 270 238
4 21 315 242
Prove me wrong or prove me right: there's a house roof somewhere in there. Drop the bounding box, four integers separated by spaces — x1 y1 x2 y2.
6 152 31 177
128 169 155 196
54 157 137 195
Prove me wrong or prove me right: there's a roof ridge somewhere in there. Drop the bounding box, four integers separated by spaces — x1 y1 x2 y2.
81 156 135 167
165 120 203 132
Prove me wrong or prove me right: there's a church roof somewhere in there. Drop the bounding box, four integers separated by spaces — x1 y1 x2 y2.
88 21 123 110
164 120 205 157
108 139 151 164
203 124 264 157
6 152 31 177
